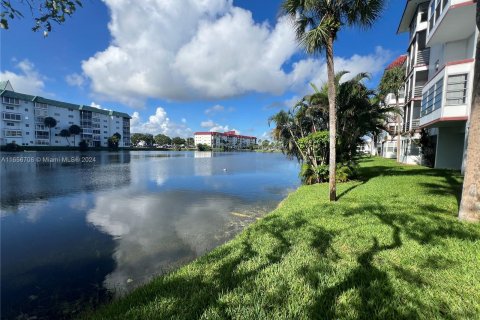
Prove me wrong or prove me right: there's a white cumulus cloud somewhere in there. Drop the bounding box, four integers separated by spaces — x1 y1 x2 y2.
81 0 297 105
81 0 391 108
205 104 224 115
65 72 86 87
131 107 192 137
0 59 46 95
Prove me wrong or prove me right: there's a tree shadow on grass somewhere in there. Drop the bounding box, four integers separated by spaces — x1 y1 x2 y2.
306 206 418 319
304 200 480 319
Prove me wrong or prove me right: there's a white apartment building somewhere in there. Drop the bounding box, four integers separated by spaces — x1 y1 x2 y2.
378 55 408 159
398 0 476 170
397 1 431 165
0 81 131 147
194 131 257 149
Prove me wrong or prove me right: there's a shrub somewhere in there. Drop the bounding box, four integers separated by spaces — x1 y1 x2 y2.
4 142 21 151
197 143 211 151
79 140 88 151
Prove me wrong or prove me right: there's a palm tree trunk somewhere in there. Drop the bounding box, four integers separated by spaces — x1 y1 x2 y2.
396 96 401 163
326 35 337 202
458 3 480 222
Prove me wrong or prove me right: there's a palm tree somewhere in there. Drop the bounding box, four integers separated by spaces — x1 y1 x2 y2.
44 117 57 145
69 124 81 146
378 65 406 163
59 129 71 146
458 1 480 222
270 72 390 185
282 0 385 201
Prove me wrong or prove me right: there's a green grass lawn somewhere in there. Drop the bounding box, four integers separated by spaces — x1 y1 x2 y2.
84 157 480 319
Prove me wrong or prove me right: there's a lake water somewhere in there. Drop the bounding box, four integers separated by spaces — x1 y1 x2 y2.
0 151 299 319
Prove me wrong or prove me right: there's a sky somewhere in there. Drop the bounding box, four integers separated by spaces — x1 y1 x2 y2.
0 0 408 140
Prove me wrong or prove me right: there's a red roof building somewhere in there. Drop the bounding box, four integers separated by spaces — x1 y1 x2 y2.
386 55 407 70
194 131 257 149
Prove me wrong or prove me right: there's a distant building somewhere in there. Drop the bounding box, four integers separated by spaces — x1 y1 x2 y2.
0 80 131 147
194 131 256 149
378 55 421 162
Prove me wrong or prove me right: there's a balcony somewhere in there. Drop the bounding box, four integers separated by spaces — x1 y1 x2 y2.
412 119 420 129
416 48 430 66
384 93 405 107
2 112 22 121
419 59 473 127
413 86 423 98
427 0 476 46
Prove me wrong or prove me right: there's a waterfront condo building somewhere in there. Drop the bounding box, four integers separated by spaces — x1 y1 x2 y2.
0 81 131 147
378 55 409 160
398 0 477 170
194 131 257 149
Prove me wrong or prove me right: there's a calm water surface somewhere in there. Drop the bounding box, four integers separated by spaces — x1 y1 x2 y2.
0 151 299 319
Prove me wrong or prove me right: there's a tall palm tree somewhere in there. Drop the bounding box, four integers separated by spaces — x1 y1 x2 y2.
270 72 390 185
69 124 81 146
458 1 480 222
282 0 385 201
59 129 71 146
44 117 57 145
378 65 406 163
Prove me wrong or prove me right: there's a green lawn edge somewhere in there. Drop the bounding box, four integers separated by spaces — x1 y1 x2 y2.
83 157 480 320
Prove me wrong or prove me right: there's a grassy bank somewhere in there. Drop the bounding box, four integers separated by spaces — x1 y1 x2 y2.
84 157 480 319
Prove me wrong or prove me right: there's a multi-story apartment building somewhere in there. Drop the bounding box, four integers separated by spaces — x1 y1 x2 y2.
0 80 131 147
194 131 257 149
398 0 476 170
378 55 408 159
397 0 431 165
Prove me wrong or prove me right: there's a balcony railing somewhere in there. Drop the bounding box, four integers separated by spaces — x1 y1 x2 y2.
412 119 420 129
414 86 424 98
416 48 430 65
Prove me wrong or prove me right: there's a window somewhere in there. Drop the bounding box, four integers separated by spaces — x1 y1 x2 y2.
69 121 74 125
35 131 49 139
428 0 435 31
433 80 443 110
36 124 47 130
435 0 441 25
104 131 108 134
429 0 449 32
2 112 21 121
25 124 29 127
4 130 22 137
26 132 29 135
446 74 467 106
421 77 443 115
6 106 14 110
54 113 60 116
104 125 107 128
420 11 427 22
2 97 20 105
25 108 28 112
68 115 74 118
104 120 107 123
35 102 48 108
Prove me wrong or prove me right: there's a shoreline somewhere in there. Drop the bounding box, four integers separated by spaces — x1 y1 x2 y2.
82 157 480 319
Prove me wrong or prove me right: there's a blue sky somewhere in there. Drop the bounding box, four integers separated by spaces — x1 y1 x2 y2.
0 0 408 139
